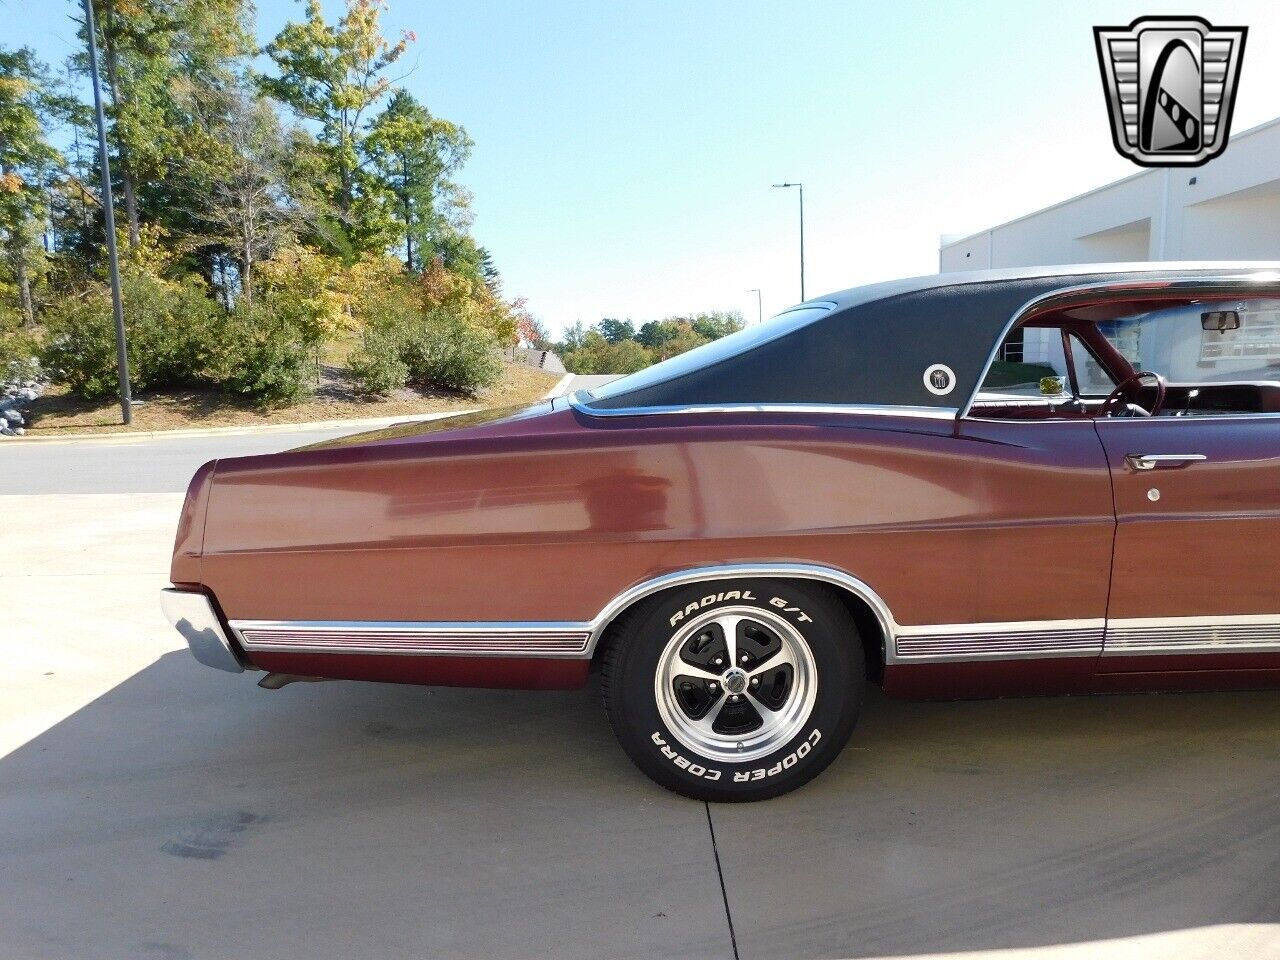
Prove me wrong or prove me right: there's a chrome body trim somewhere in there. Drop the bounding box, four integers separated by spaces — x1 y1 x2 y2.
960 271 1280 420
567 390 959 422
161 588 246 673
1104 615 1280 656
230 621 592 658
893 619 1106 663
583 562 900 661
227 564 900 664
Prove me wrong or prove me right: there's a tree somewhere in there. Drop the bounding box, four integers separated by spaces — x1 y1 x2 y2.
363 89 471 270
79 0 254 248
689 309 743 340
261 0 413 252
187 91 312 304
562 329 651 375
597 317 635 344
0 47 70 327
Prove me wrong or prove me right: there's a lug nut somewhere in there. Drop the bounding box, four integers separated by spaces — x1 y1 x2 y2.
741 655 749 663
714 658 723 666
751 678 759 687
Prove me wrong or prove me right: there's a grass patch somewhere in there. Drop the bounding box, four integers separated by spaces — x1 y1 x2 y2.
21 361 560 436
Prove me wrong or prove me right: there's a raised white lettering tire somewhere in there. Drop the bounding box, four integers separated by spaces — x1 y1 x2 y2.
601 579 864 801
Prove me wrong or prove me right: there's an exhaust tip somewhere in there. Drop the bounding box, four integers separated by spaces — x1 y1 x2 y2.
257 672 329 690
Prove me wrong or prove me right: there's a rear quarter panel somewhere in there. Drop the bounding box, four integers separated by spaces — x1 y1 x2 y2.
198 408 1111 635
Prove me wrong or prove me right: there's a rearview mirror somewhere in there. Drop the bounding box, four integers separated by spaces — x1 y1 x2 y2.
1202 309 1241 332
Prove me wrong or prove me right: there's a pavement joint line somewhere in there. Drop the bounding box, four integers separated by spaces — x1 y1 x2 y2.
705 800 741 960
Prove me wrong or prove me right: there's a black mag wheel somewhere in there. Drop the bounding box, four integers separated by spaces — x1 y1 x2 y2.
601 578 864 802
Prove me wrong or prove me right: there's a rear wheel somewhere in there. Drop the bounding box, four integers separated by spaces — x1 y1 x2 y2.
601 578 864 801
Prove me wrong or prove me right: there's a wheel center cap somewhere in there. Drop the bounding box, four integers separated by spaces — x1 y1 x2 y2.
723 668 748 694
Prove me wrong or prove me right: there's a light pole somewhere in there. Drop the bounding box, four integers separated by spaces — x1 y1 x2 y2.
772 182 804 302
82 0 132 425
746 288 762 326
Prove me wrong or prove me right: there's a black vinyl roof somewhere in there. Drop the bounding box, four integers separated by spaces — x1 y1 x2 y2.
582 262 1280 411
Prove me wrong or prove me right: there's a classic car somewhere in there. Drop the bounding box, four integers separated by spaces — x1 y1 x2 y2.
162 263 1280 801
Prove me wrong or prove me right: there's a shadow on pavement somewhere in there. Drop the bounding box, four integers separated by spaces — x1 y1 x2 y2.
3 653 1278 960
0 652 732 960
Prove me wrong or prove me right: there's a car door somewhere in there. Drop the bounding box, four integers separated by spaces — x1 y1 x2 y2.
1093 296 1280 673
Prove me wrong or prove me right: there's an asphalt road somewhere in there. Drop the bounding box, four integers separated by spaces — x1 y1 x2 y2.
0 373 620 496
3 418 1279 959
0 425 371 495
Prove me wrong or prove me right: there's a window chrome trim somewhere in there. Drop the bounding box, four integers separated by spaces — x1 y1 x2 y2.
960 272 1280 421
566 390 959 422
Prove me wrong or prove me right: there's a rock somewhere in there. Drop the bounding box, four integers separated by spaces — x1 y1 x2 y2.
14 426 24 435
0 426 15 437
17 387 38 402
0 397 15 412
2 409 23 426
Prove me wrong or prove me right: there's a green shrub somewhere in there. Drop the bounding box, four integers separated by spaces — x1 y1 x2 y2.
39 291 122 400
348 330 409 396
208 308 313 406
39 272 219 401
0 321 41 383
400 310 502 393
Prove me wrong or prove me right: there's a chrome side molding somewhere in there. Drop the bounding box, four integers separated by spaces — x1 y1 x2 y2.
894 619 1105 662
231 621 593 659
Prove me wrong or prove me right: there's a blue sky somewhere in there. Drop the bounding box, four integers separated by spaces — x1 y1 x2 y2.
6 0 1279 333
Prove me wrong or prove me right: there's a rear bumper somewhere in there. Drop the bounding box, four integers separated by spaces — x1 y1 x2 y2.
161 588 246 673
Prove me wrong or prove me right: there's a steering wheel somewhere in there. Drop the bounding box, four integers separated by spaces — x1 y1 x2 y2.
1099 371 1167 418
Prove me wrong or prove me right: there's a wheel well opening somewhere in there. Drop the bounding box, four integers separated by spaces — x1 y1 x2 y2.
826 586 887 684
589 576 887 684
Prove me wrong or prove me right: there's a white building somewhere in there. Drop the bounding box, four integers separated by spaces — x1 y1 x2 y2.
940 117 1280 271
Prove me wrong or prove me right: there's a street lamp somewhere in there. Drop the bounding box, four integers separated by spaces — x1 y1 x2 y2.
772 182 804 302
746 289 762 326
82 0 132 424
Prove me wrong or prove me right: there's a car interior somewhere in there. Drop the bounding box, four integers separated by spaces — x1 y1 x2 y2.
969 295 1280 420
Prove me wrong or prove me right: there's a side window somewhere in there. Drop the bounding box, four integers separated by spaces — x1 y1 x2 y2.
1097 298 1280 384
1068 335 1117 397
980 327 1071 399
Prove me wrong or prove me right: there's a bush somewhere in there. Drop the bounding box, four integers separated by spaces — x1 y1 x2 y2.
0 321 41 383
40 290 125 400
39 272 219 401
348 329 409 396
400 309 501 393
208 308 314 406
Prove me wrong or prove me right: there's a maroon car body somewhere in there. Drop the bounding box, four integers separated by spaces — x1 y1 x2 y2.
162 263 1280 798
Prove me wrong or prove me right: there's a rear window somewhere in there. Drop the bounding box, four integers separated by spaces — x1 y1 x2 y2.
581 305 834 405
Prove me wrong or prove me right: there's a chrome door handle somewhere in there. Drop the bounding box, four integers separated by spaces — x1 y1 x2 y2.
1125 453 1207 471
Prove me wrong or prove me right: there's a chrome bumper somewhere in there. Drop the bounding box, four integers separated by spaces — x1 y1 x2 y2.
161 589 245 673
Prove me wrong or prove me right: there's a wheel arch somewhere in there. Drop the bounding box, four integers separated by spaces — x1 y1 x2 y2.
587 563 894 683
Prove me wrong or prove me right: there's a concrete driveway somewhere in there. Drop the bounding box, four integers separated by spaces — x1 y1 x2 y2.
2 427 1279 959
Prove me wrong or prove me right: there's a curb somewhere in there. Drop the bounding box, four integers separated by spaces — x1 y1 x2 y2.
9 409 472 446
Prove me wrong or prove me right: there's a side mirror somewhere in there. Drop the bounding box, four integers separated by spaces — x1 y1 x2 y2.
1202 309 1241 332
